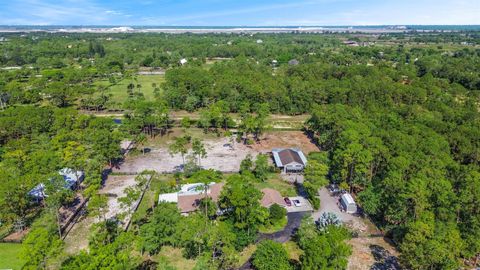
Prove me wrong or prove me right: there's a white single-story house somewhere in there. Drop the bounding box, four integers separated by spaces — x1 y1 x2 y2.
158 182 224 215
272 148 307 173
179 58 188 65
340 193 357 214
28 168 85 201
159 183 289 215
158 182 220 204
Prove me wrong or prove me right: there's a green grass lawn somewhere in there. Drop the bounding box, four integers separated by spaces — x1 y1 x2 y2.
0 243 24 270
283 241 303 262
131 174 174 224
153 246 197 270
93 75 165 108
255 174 298 197
236 244 257 268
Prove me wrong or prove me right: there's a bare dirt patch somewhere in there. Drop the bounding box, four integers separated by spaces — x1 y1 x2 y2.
63 175 140 254
249 131 319 153
115 136 257 173
98 175 138 221
63 216 93 255
2 229 29 243
114 131 318 174
348 237 400 270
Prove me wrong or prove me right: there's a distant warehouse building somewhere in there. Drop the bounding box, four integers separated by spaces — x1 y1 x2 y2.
272 148 307 173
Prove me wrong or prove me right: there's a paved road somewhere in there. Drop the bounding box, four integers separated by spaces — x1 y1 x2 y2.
239 212 308 270
258 212 308 243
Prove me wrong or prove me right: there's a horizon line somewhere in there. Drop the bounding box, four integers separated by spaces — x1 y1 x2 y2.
1 24 480 27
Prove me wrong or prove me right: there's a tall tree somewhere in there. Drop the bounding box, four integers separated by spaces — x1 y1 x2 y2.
252 240 292 270
168 135 191 168
192 138 207 166
219 174 268 236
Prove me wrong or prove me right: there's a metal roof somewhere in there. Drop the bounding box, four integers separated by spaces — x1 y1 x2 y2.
341 193 356 205
272 148 307 167
158 193 178 203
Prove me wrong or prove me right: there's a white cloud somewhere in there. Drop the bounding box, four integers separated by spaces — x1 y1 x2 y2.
0 0 131 25
0 0 478 25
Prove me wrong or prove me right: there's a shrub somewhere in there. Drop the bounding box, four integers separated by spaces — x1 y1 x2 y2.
252 240 292 270
269 204 287 222
303 182 320 210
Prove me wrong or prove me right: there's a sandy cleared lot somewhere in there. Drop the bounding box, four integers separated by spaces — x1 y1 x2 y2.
64 175 141 254
98 175 139 221
251 131 319 153
115 136 257 173
114 131 319 174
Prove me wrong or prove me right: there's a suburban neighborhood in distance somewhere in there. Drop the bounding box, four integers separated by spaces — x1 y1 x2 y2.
1 1 480 270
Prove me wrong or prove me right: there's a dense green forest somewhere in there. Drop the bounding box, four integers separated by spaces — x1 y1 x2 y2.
0 32 479 269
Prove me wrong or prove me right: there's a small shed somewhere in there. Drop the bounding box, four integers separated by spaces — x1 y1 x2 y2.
340 193 357 214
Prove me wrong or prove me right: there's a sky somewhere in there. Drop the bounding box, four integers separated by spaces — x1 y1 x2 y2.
0 0 479 26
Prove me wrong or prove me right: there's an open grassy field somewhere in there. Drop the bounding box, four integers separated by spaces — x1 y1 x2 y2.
131 174 175 224
94 75 165 107
0 243 24 270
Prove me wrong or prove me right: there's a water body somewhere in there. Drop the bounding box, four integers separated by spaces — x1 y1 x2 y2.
1 25 479 33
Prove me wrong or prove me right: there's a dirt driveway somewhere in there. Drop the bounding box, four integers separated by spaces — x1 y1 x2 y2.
313 188 401 270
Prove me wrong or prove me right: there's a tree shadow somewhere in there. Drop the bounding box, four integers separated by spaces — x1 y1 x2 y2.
136 259 158 270
369 244 402 270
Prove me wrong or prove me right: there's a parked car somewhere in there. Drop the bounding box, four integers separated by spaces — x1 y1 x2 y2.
329 184 340 194
284 197 292 206
293 199 302 207
328 184 338 192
